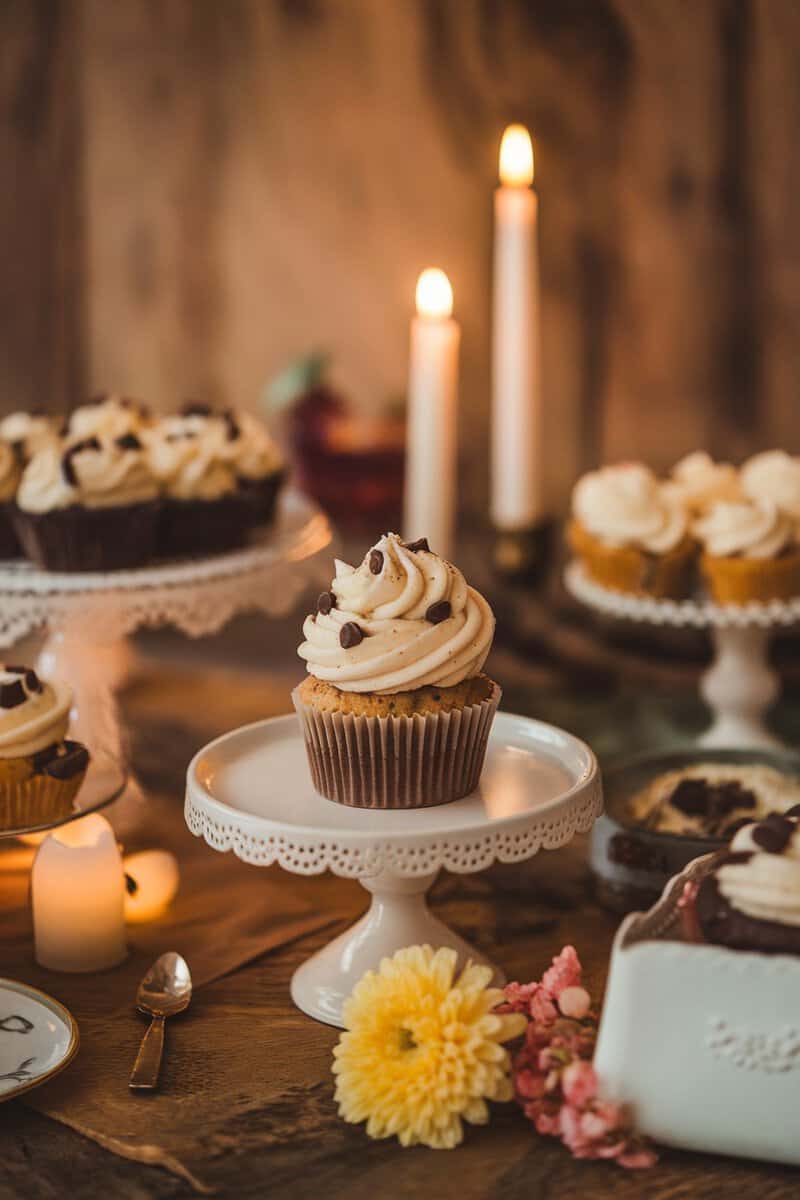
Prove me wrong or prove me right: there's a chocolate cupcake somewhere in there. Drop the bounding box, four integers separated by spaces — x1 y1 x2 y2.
695 810 800 954
218 410 285 526
0 439 22 558
294 533 500 808
148 406 259 556
0 665 90 830
13 432 159 572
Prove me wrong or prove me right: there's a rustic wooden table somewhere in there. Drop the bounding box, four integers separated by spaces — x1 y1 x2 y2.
1 603 799 1199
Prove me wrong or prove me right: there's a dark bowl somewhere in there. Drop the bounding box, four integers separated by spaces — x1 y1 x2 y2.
590 747 800 914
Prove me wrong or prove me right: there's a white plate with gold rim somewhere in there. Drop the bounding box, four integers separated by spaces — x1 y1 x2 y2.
0 980 79 1101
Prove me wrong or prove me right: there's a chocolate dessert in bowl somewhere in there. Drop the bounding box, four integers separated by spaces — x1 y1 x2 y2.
294 533 500 808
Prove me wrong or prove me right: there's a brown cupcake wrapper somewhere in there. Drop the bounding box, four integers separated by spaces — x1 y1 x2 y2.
700 550 800 604
12 501 160 572
567 520 696 600
236 469 286 526
0 771 85 832
292 681 501 809
0 502 21 559
157 492 256 558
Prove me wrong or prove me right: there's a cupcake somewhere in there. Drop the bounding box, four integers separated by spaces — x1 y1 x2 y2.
293 533 500 808
0 665 90 830
693 497 800 603
668 451 740 514
63 393 150 442
693 808 800 954
629 762 800 838
0 439 22 557
568 463 695 598
13 432 160 571
218 410 285 525
0 411 57 461
740 450 800 521
147 405 255 556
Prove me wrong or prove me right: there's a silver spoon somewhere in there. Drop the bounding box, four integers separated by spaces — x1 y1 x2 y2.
130 952 192 1091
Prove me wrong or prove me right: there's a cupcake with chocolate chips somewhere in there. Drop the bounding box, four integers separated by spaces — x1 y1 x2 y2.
217 410 285 526
0 665 90 830
294 533 500 808
693 808 800 954
63 393 151 443
13 431 160 571
0 439 22 557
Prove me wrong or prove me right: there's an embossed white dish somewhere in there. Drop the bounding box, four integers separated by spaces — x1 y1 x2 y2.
186 711 602 1025
0 980 79 1101
595 855 800 1165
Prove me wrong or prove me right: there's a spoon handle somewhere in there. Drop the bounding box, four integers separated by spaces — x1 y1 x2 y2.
130 1014 165 1090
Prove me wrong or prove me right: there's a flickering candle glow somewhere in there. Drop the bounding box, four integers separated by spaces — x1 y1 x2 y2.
32 813 127 973
492 123 543 531
123 849 180 924
404 268 460 559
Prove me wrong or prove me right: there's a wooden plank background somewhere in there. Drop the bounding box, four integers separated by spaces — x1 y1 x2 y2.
1 0 799 515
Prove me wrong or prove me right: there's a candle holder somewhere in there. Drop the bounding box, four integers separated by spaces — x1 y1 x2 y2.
492 519 554 586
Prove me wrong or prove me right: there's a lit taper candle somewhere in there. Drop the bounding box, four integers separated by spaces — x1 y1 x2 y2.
491 124 542 532
404 268 460 559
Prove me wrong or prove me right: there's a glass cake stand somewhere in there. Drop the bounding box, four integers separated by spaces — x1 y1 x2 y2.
565 560 800 750
0 489 332 783
0 752 127 842
185 711 602 1027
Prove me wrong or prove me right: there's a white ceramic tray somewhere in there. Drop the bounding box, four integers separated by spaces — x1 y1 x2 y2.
186 711 602 1026
595 854 800 1165
0 980 79 1101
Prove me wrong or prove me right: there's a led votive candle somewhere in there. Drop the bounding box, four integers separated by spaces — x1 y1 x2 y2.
32 813 127 972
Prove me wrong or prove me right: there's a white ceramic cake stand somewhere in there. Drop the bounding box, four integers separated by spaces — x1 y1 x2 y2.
565 560 800 751
0 489 332 768
185 711 602 1027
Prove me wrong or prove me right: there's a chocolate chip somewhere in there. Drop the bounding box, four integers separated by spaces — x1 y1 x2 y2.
425 600 452 624
3 665 26 675
404 538 430 554
25 669 42 693
785 804 800 818
116 432 142 451
752 820 793 854
0 680 26 708
181 402 212 418
340 622 364 649
61 436 101 486
317 591 336 615
669 778 756 834
125 873 138 896
223 410 240 441
10 440 25 466
43 742 89 780
369 549 384 575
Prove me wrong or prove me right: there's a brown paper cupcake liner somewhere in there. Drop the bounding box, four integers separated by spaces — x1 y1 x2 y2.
0 502 21 559
0 771 84 832
700 550 800 604
568 520 696 600
157 492 257 558
237 469 286 526
292 680 501 809
12 501 160 572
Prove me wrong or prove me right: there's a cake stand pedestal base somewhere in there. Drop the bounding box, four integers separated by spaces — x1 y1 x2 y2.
698 626 782 750
290 868 502 1027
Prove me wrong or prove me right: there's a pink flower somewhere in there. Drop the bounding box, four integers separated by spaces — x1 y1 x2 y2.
561 1060 598 1107
558 985 592 1020
541 945 582 999
515 1068 546 1100
530 988 558 1024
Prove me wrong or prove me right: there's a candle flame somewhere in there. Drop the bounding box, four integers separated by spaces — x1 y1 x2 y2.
415 268 453 320
499 124 534 187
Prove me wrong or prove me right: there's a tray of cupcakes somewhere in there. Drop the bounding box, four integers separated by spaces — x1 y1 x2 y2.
0 395 286 573
595 806 800 1166
567 449 800 604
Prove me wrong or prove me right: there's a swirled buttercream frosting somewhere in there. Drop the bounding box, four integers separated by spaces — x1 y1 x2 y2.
718 815 800 927
17 435 158 513
65 395 149 442
572 464 688 553
0 666 71 758
297 533 495 694
147 413 237 500
0 412 55 460
741 450 800 521
693 498 794 559
669 451 740 512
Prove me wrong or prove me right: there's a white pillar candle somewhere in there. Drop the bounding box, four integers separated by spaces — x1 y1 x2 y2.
32 813 127 972
123 850 180 923
491 124 542 530
404 268 460 560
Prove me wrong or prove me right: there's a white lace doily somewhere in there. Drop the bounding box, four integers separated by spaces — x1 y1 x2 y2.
0 489 332 645
564 560 800 629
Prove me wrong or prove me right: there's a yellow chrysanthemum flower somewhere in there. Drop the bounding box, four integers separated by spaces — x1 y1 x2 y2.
332 945 527 1150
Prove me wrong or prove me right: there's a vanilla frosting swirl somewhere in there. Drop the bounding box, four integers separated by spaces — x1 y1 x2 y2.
693 497 794 559
147 415 237 500
0 667 72 758
17 436 158 513
718 819 800 926
65 395 149 442
222 412 283 480
669 451 740 513
297 533 495 693
0 412 55 460
572 464 688 553
741 450 800 520
0 441 20 502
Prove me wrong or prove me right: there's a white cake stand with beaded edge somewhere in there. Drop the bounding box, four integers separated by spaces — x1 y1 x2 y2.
565 559 800 751
0 490 332 829
185 710 602 1027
